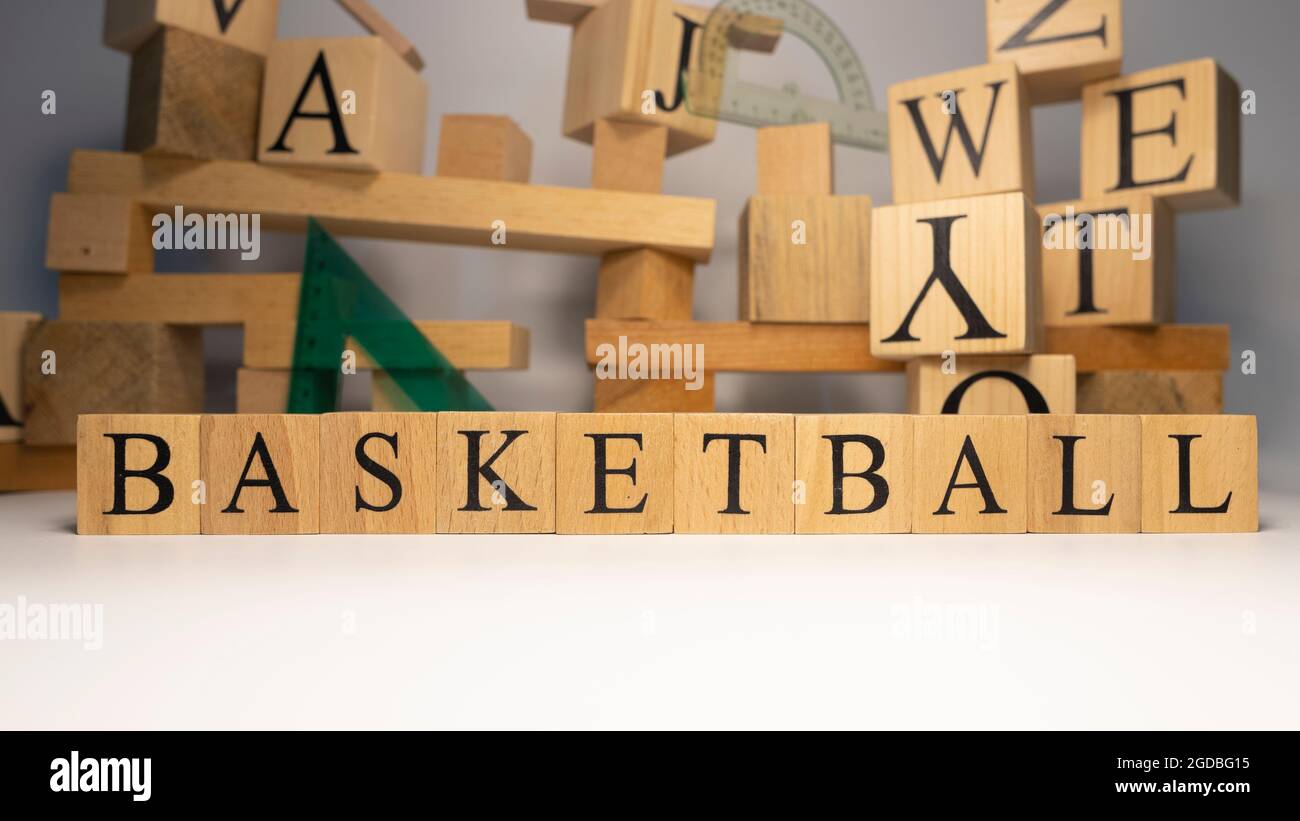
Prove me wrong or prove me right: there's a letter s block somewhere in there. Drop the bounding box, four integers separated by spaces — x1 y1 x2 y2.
319 412 437 534
794 415 912 534
985 0 1122 104
556 413 674 534
200 414 320 534
673 413 793 534
436 412 556 533
77 414 200 535
1140 415 1257 532
906 354 1075 414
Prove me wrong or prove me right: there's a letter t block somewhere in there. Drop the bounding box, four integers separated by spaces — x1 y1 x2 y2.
674 413 793 534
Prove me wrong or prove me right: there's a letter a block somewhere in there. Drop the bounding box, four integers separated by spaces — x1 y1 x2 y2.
871 192 1042 359
200 414 320 534
259 37 428 173
556 413 673 534
1027 414 1140 533
436 412 556 533
319 412 437 534
1082 59 1240 211
1140 415 1257 532
906 354 1076 414
77 414 201 535
674 413 793 534
887 62 1033 203
794 415 912 534
985 0 1122 104
913 415 1028 533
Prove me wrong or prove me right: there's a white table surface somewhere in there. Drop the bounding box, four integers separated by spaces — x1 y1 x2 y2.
1 489 1296 730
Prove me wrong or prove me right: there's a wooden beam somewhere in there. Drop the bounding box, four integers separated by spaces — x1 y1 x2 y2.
244 321 530 370
0 444 76 491
67 150 716 261
1045 326 1230 372
60 273 301 325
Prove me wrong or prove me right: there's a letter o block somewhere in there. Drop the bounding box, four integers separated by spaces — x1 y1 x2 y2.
673 413 793 534
77 414 201 535
906 354 1076 414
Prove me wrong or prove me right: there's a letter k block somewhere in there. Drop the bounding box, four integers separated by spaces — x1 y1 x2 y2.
436 412 556 533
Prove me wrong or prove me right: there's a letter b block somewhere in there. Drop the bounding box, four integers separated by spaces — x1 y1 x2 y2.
556 413 674 534
1140 415 1258 532
674 414 793 534
913 415 1028 533
201 414 320 534
794 415 913 534
436 413 556 533
319 412 437 534
77 414 200 535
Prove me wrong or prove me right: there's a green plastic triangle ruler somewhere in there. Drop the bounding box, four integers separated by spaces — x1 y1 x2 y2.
287 219 493 414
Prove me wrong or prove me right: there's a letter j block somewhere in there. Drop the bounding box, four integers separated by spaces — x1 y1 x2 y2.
77 414 201 535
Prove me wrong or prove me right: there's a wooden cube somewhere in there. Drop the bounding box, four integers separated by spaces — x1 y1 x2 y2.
756 122 833 195
46 194 155 275
1077 370 1222 414
563 0 716 156
1039 194 1174 326
200 414 320 534
913 415 1028 533
887 62 1033 203
0 444 76 492
556 413 673 534
985 0 1122 104
125 26 264 161
591 119 668 193
259 36 428 173
740 195 872 323
794 414 912 534
674 413 793 534
236 368 290 413
436 114 533 183
104 0 279 55
907 354 1076 414
77 414 201 535
592 373 715 413
1140 414 1257 532
319 412 437 534
1082 59 1240 211
435 412 556 533
1 312 41 443
23 321 204 446
595 248 693 320
1027 414 1140 533
871 192 1041 359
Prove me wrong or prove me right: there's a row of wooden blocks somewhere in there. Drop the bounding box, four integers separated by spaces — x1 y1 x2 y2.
76 412 1258 536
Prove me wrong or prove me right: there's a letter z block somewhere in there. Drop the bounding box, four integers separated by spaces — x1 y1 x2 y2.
913 415 1028 533
906 354 1076 414
1027 414 1140 533
985 0 1122 104
436 412 556 533
319 412 437 534
556 413 674 534
1140 414 1257 532
201 414 320 534
77 414 201 535
674 413 793 534
794 414 912 534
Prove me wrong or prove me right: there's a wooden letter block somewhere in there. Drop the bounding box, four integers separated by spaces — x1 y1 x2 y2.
104 0 279 55
1027 414 1140 533
985 0 1122 104
436 412 555 533
319 412 436 534
887 62 1033 203
740 195 872 323
1078 370 1222 414
1140 414 1257 532
913 415 1028 533
436 114 533 183
259 37 428 173
556 413 673 534
756 122 833 196
126 26 264 161
46 194 155 275
1082 59 1240 211
871 192 1041 358
23 321 204 446
563 0 715 156
794 414 912 534
1039 193 1173 326
77 414 201 535
673 413 793 534
201 414 320 534
907 354 1076 414
1 312 41 442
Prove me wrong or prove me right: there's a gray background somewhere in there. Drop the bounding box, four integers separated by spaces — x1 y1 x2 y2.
2 0 1295 490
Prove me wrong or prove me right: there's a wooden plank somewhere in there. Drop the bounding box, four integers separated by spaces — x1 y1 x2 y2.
67 150 716 261
1045 325 1229 372
336 0 425 70
0 444 76 491
244 320 529 370
1077 370 1223 414
46 194 155 275
60 273 300 325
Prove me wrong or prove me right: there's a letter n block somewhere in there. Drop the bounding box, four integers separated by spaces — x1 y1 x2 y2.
907 354 1075 414
259 37 428 173
887 62 1033 203
104 0 279 56
674 413 793 534
1082 59 1241 211
77 414 200 535
200 414 320 534
985 0 1122 104
871 192 1041 359
556 413 673 534
1140 415 1257 532
913 415 1028 533
1027 414 1140 533
436 412 556 533
794 415 912 534
319 412 437 534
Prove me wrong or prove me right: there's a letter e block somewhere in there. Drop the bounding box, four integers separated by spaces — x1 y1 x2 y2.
907 354 1075 414
913 415 1028 533
77 414 200 535
556 413 673 534
1028 414 1140 533
794 414 912 534
200 414 320 534
985 0 1122 104
436 412 556 533
319 412 437 534
674 413 793 534
1140 414 1257 532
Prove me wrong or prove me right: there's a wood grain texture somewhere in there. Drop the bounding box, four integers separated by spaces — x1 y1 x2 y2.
1140 414 1257 532
336 0 425 70
67 150 716 261
200 414 320 534
756 122 833 195
77 414 201 535
104 0 279 55
60 273 300 325
674 413 793 534
591 119 667 193
1045 325 1228 372
794 414 912 534
887 61 1033 203
912 415 1028 533
435 412 556 533
235 368 291 413
46 194 155 275
592 373 715 412
437 114 533 183
1082 59 1240 211
319 412 436 534
986 0 1122 104
1027 414 1140 533
556 412 673 533
0 444 76 491
906 354 1076 414
1 312 42 440
1077 370 1223 414
243 320 529 370
595 249 694 320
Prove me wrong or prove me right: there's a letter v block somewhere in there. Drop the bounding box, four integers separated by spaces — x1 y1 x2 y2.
913 415 1028 533
1140 415 1258 532
201 414 320 534
104 0 279 56
77 414 201 535
436 412 556 533
985 0 1122 104
887 62 1033 203
907 354 1075 414
794 415 913 534
674 413 793 534
319 412 437 534
1028 414 1140 533
556 413 673 534
872 192 1042 359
